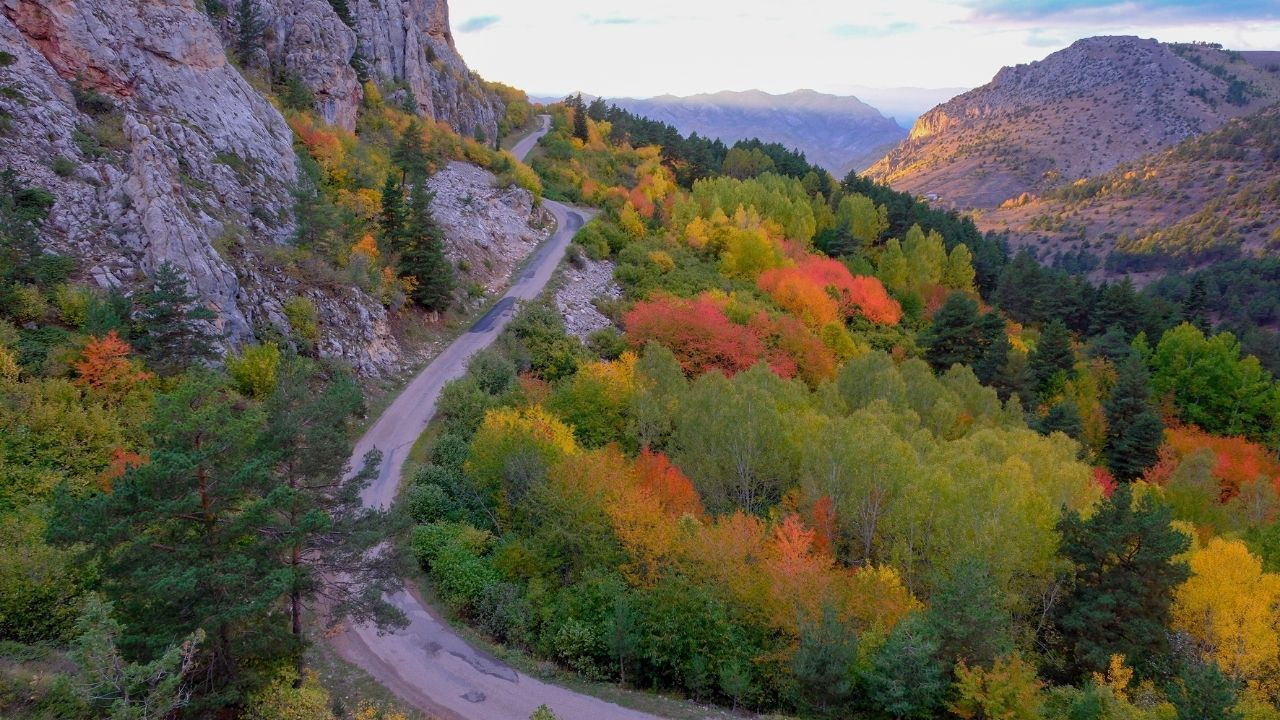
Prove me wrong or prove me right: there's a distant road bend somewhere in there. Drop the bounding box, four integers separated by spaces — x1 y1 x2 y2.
333 117 657 720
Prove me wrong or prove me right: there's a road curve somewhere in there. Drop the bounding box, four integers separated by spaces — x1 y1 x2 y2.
334 118 660 720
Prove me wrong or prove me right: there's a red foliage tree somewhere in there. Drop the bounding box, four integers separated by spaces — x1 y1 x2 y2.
623 294 764 377
635 449 705 519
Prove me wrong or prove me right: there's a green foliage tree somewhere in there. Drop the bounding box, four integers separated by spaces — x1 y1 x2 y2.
49 371 282 699
862 613 947 719
1181 276 1211 334
1164 659 1241 720
379 172 405 253
1105 351 1164 481
234 0 265 64
1051 483 1190 680
792 605 860 717
132 262 219 376
926 556 1012 669
400 181 455 313
571 95 590 143
921 292 984 372
1040 398 1084 443
392 121 429 180
71 594 204 720
1031 319 1075 398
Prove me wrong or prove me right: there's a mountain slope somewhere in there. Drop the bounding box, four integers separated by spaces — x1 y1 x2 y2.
866 37 1280 209
612 89 906 175
982 103 1280 274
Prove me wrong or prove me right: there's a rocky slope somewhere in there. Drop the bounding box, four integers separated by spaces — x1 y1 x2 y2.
427 161 553 294
982 103 1280 276
242 0 505 138
613 89 906 175
0 0 531 375
866 37 1280 209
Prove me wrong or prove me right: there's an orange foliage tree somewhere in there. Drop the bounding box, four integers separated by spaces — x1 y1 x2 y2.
74 331 153 400
1148 424 1280 499
623 294 764 377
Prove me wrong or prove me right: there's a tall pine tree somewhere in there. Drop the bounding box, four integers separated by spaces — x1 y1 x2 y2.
1051 482 1189 681
1105 350 1164 480
379 171 405 253
571 94 590 143
400 180 454 313
1030 319 1075 398
133 262 219 376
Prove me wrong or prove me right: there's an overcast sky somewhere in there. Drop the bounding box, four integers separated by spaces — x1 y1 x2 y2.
450 0 1280 98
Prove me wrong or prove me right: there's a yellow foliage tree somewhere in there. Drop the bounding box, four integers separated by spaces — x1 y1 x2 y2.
950 654 1043 720
619 201 646 240
1173 537 1280 697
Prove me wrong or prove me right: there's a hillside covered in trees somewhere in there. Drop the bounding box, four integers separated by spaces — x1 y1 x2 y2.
390 99 1280 718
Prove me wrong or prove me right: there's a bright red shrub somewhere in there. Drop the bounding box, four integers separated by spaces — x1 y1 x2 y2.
635 449 705 519
623 295 764 377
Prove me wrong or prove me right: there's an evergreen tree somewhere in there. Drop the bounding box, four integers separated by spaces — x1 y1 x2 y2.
571 94 590 143
972 311 1010 386
792 605 860 716
1105 351 1164 481
587 96 608 122
1090 278 1142 337
400 181 454 313
1087 323 1132 363
921 292 983 372
1030 319 1075 398
379 171 405 253
1164 659 1241 720
234 0 265 63
49 372 285 700
132 262 219 376
925 556 1012 670
862 613 947 718
1051 482 1190 681
392 120 429 179
1039 398 1084 442
255 358 404 675
1181 276 1212 334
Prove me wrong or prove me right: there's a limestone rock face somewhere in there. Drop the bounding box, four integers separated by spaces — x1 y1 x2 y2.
426 161 553 294
0 0 399 373
260 0 362 128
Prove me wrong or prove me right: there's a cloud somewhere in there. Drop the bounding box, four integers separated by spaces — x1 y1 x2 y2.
589 16 642 25
457 15 500 33
967 0 1280 22
832 21 917 38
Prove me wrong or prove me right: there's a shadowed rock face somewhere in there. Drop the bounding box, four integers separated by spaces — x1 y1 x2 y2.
867 36 1280 209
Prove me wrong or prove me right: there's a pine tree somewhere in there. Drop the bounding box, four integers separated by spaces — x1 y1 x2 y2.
49 372 285 697
1105 351 1164 481
862 613 947 718
972 311 1010 386
1051 482 1189 681
254 358 403 676
792 605 860 716
571 94 590 143
1039 398 1084 442
234 0 265 64
132 262 219 376
400 181 454 313
379 172 405 253
1031 319 1075 398
1182 276 1211 334
392 120 429 179
1164 659 1241 720
921 292 984 372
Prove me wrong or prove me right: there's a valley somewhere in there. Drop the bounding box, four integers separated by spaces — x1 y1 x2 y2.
4 2 1280 720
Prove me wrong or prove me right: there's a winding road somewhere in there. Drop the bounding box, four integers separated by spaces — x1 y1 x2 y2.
333 117 660 720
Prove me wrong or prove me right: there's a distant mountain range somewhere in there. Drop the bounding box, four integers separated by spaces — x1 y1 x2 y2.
537 89 912 175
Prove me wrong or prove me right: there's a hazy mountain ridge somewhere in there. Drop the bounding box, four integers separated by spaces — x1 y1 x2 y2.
867 36 1280 210
608 89 908 175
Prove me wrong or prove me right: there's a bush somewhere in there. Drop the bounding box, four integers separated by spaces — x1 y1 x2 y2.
404 483 449 523
52 284 90 328
436 378 499 437
469 348 516 395
432 544 500 611
548 618 606 679
473 581 533 647
282 296 320 347
430 433 471 471
51 156 76 178
227 342 281 399
587 327 627 360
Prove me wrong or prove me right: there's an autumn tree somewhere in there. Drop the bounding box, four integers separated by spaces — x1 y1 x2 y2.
74 331 153 401
1051 482 1190 680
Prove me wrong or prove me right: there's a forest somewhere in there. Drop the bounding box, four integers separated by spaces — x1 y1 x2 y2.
395 99 1280 719
5 82 1280 719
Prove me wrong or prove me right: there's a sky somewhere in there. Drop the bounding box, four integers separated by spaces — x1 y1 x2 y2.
450 0 1280 99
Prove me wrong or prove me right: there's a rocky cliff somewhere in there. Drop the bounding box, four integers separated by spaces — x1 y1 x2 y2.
243 0 505 138
866 37 1280 209
0 0 527 375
